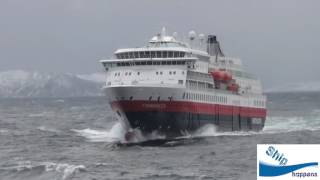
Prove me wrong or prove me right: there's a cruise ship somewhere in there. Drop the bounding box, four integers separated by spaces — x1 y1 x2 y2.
100 28 267 138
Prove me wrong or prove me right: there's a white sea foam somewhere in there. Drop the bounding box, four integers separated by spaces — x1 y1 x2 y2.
43 162 86 180
263 115 320 133
28 111 53 118
2 161 85 180
0 129 9 135
37 126 60 133
72 122 126 142
192 124 253 137
72 122 166 143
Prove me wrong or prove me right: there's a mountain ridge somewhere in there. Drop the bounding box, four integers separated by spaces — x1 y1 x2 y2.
0 70 106 98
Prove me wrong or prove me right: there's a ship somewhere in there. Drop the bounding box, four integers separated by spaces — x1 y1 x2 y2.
100 28 267 139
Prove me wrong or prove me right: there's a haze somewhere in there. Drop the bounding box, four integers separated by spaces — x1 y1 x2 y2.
0 0 319 88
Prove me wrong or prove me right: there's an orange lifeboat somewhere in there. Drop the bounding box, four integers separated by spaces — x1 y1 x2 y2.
211 70 232 82
223 72 232 82
211 71 224 81
227 83 239 92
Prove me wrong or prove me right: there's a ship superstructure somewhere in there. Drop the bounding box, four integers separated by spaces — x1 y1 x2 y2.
100 28 266 137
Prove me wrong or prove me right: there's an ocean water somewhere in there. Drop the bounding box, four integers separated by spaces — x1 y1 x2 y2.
1 92 320 180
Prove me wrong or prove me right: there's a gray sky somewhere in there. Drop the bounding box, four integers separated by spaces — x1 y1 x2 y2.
0 0 319 88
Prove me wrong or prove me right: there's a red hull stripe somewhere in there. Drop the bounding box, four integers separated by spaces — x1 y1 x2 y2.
111 100 267 118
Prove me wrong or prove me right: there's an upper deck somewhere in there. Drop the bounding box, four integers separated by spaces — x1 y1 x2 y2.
100 28 264 95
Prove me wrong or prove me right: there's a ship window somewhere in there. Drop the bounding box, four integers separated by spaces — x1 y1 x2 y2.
173 71 176 75
145 51 150 58
163 51 168 58
182 71 185 75
152 61 157 65
161 61 166 65
177 61 182 65
141 61 146 65
156 61 160 65
180 52 185 57
156 51 161 58
129 72 132 75
125 72 128 76
168 51 173 57
134 52 139 58
137 72 140 75
172 61 177 65
129 52 134 59
151 51 156 58
125 62 130 66
124 53 129 59
157 96 160 102
114 73 117 76
169 71 172 75
149 96 152 101
130 96 133 100
135 61 141 65
160 71 163 75
174 52 179 57
139 52 145 58
167 61 172 65
156 72 159 75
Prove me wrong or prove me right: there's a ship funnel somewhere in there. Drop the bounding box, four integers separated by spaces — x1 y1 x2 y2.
207 35 224 57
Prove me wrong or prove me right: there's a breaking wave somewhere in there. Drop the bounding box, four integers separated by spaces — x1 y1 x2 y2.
263 115 320 133
72 122 126 142
72 122 165 143
0 161 85 180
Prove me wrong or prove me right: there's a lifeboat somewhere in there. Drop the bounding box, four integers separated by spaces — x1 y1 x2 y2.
227 83 239 92
211 70 232 82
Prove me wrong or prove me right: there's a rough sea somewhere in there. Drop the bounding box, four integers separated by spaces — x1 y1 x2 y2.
1 92 320 180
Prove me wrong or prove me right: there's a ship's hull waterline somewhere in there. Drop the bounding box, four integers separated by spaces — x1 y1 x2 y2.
106 86 266 137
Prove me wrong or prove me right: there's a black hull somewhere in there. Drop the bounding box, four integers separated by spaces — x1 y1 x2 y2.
124 111 265 137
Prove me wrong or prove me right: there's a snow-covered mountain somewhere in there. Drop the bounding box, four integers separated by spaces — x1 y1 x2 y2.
266 81 320 93
0 70 106 98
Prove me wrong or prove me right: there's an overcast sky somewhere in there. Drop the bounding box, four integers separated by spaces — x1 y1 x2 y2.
0 0 319 88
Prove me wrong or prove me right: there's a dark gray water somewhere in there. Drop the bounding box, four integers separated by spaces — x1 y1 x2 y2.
1 92 320 180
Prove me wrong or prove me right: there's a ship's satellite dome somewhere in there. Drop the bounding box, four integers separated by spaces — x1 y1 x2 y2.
188 30 196 40
199 33 205 41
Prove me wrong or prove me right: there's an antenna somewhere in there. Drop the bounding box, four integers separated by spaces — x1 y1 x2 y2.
199 33 205 50
188 30 196 48
173 32 178 40
161 27 166 39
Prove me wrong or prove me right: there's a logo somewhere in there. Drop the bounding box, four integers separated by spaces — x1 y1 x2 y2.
257 145 320 180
